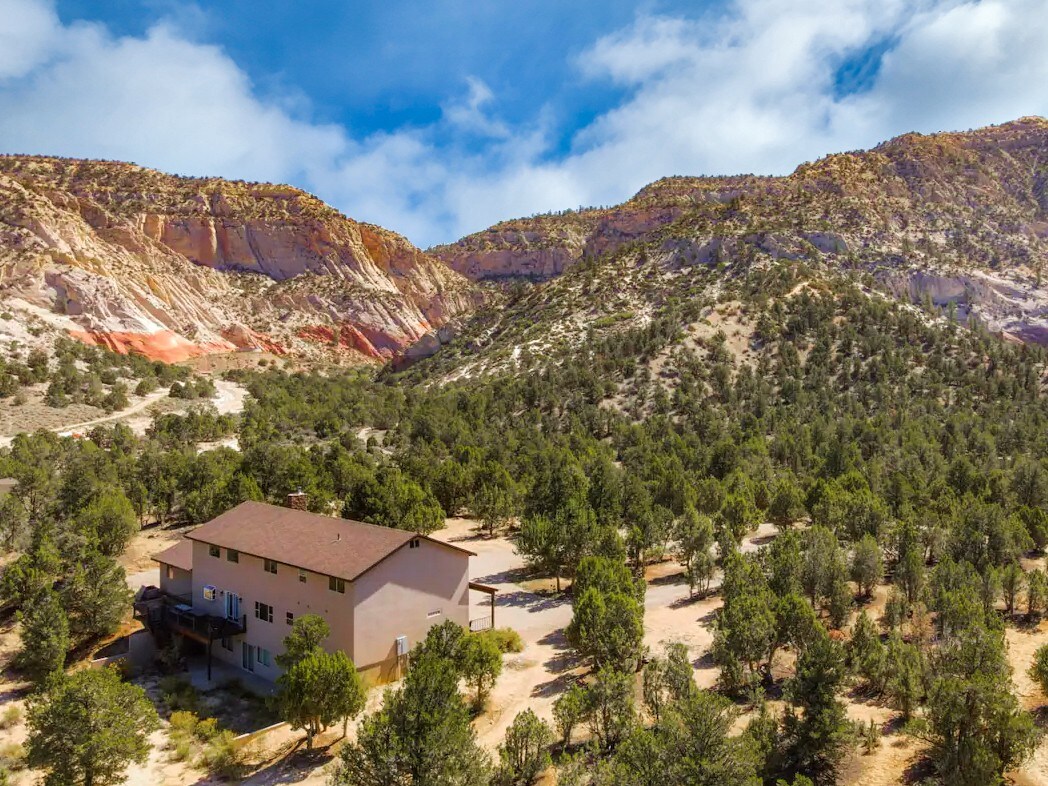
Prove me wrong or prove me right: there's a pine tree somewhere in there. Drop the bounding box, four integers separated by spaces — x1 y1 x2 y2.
333 626 490 786
62 549 133 641
849 535 883 599
918 625 1037 786
276 649 365 749
847 611 886 693
495 709 553 786
16 588 69 683
783 628 852 781
884 631 923 719
26 667 158 786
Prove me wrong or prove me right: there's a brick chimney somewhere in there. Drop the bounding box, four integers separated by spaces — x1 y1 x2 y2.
286 489 309 511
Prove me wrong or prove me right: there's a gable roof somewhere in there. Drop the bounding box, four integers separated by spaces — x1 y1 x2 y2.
153 540 193 572
185 501 473 582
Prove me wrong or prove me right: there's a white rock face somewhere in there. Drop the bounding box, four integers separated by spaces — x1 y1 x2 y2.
0 158 480 362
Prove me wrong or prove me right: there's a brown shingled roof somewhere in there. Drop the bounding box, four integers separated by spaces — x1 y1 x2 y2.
153 540 193 572
185 501 472 581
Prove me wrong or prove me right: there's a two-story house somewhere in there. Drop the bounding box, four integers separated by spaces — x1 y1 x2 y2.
145 497 489 685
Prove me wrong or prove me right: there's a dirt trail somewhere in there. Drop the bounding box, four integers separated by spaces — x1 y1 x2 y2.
53 389 170 436
0 379 249 449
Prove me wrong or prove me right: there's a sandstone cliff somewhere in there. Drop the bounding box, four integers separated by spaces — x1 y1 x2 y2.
0 157 478 363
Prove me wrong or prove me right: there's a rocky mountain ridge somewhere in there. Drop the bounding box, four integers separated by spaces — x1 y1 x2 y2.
0 156 478 363
431 117 1048 345
408 118 1048 384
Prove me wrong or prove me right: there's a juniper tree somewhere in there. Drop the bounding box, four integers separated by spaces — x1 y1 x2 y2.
16 588 69 683
26 667 158 786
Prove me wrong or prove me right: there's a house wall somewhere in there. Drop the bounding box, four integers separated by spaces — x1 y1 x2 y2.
351 538 470 680
188 540 355 680
158 563 192 599
187 537 470 684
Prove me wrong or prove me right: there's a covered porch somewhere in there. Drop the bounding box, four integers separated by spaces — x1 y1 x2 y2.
468 581 498 631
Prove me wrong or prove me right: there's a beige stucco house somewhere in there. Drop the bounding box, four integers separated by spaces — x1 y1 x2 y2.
144 498 491 684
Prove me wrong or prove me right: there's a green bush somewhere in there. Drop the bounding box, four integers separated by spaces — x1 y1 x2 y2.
0 706 22 730
172 738 192 762
198 730 241 778
478 627 525 654
168 710 199 737
0 743 25 771
159 677 200 713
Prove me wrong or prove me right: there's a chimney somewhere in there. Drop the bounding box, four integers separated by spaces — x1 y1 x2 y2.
286 489 309 511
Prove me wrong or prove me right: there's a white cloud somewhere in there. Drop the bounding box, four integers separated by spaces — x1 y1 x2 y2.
0 0 61 78
441 76 510 139
0 0 1046 247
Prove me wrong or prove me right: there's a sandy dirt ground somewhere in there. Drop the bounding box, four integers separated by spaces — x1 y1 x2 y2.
120 525 187 592
180 351 289 374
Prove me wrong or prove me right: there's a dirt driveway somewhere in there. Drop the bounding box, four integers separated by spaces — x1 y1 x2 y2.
429 519 776 747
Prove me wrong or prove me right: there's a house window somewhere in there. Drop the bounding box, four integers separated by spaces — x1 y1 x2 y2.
166 566 175 580
221 637 233 652
298 569 307 583
286 611 295 626
409 539 420 549
329 576 346 594
257 647 272 667
209 545 220 558
264 559 278 574
227 549 239 563
254 601 273 623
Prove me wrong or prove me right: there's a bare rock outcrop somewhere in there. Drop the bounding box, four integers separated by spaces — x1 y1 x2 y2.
0 157 480 362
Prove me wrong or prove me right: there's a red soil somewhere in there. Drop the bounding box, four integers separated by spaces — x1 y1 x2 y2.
295 323 385 358
69 329 237 363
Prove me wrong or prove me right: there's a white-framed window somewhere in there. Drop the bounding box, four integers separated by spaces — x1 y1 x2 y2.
254 601 273 623
226 549 239 563
409 538 421 549
264 559 278 575
329 576 346 594
257 647 272 667
209 545 220 558
286 611 294 626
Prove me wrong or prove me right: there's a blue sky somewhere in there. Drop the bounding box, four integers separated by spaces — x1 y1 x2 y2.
2 0 1048 246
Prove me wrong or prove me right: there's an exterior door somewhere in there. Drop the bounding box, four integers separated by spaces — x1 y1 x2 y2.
242 642 255 672
225 592 240 622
